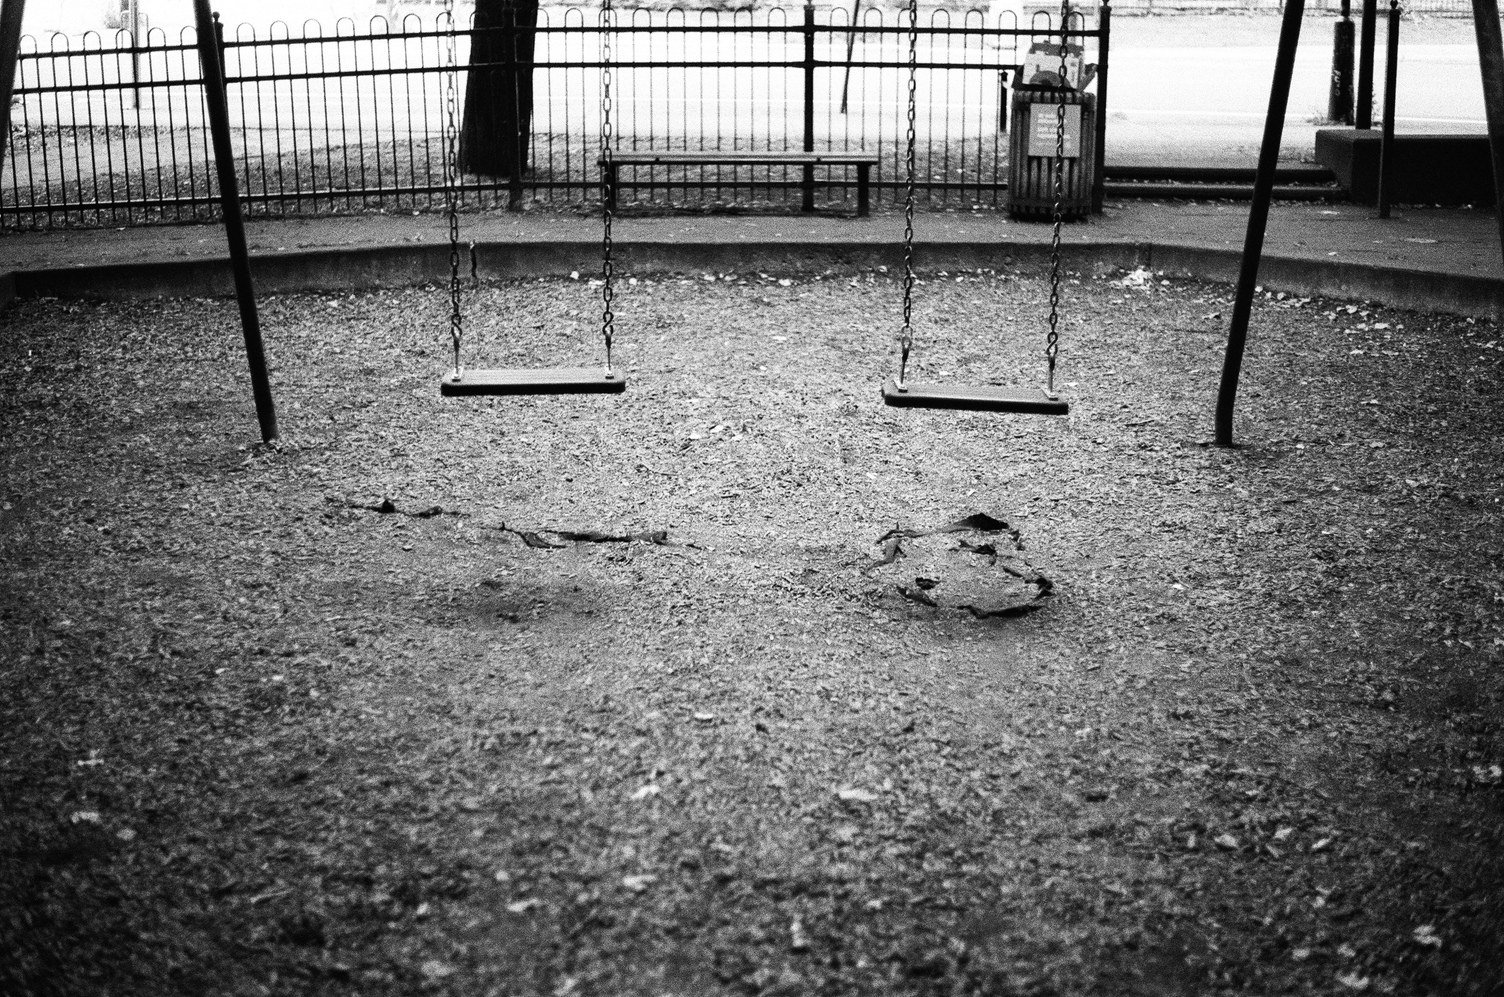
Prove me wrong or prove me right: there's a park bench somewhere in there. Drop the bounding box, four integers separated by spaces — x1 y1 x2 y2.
599 150 881 217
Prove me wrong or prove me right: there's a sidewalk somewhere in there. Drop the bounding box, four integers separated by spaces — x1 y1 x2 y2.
2 198 1499 317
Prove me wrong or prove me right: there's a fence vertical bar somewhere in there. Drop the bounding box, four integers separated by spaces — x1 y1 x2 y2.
1471 0 1504 269
266 25 288 215
931 10 946 208
129 29 150 222
1214 0 1304 448
78 36 96 221
380 18 397 208
504 9 524 209
420 18 437 211
112 30 133 224
1377 0 1398 217
307 23 324 212
46 37 65 226
802 0 815 211
222 18 256 219
1092 0 1109 212
13 35 37 228
92 37 112 220
1356 0 1376 127
193 0 278 444
0 0 25 172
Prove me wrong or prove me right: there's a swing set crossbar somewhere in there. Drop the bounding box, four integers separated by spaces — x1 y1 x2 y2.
440 368 627 396
881 379 1069 415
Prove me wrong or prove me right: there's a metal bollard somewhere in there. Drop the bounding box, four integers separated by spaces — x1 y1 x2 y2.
1328 0 1354 124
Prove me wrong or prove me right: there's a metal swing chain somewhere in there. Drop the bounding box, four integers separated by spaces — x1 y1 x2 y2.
442 0 464 380
1044 0 1071 395
897 0 918 386
599 0 615 372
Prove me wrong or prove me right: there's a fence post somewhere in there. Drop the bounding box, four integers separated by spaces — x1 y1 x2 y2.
1092 0 1110 213
802 0 815 212
1356 0 1376 127
1377 0 1399 217
0 0 26 172
127 0 141 109
193 0 279 444
504 7 523 211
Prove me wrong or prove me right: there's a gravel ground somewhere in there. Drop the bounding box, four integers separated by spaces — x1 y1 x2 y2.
2 263 1502 997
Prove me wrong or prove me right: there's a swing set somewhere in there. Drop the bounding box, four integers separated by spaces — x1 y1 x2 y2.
436 0 625 397
4 0 1501 446
434 0 1074 415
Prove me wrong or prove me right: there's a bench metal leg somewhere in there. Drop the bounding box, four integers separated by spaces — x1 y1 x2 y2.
802 163 815 212
857 163 870 217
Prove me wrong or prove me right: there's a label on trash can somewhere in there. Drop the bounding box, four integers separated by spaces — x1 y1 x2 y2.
1027 102 1082 159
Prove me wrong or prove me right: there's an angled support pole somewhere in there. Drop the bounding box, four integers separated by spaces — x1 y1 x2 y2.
0 0 26 170
193 0 278 443
1472 0 1504 268
1214 0 1304 448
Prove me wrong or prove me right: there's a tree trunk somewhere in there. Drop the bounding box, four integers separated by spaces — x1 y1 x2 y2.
459 0 538 179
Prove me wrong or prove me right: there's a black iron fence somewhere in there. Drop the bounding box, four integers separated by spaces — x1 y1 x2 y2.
2 5 1114 228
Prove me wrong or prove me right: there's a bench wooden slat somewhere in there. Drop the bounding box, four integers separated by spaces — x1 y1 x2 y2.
600 151 877 215
603 150 878 166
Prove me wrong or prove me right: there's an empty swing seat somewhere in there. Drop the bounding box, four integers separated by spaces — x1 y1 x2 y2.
441 368 627 397
881 379 1069 415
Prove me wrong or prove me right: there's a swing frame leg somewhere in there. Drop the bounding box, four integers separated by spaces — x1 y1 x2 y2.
194 0 279 444
1214 0 1304 448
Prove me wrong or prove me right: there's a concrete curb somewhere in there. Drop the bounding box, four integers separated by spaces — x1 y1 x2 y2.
4 238 1500 319
1127 245 1504 319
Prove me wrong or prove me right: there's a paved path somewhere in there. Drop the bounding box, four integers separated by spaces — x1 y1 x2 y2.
1102 15 1486 168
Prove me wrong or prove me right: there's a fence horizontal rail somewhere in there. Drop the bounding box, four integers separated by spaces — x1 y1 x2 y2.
12 58 1027 95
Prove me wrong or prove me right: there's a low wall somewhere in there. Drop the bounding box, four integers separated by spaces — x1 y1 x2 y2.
1315 128 1495 206
5 237 1501 320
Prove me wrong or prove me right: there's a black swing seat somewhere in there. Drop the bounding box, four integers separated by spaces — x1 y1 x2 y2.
881 378 1069 415
440 367 627 397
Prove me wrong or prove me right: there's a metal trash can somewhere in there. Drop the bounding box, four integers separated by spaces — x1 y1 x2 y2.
1007 87 1096 221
